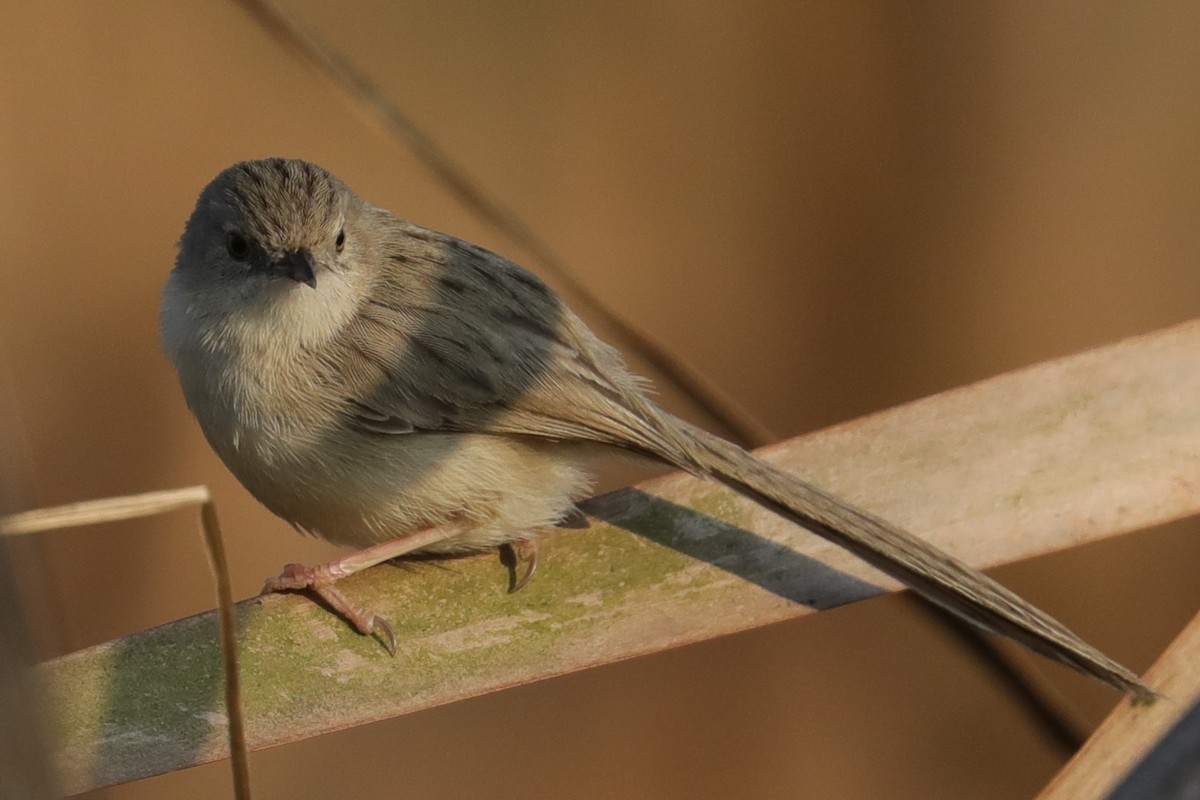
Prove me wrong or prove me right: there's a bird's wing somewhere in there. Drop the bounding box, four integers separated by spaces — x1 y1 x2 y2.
327 220 689 462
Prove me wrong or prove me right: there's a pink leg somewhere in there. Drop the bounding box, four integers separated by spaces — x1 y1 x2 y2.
499 537 539 594
260 526 452 655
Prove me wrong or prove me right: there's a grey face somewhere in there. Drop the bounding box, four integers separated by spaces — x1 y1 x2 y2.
176 158 352 293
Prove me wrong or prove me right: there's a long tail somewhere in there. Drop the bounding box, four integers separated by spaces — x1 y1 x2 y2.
665 418 1152 699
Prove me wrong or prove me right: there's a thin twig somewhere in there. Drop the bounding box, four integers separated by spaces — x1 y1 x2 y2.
1 487 253 799
200 500 252 800
230 0 774 447
0 487 211 536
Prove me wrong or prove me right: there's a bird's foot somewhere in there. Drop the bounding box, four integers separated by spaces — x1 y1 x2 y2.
260 526 458 654
261 561 397 655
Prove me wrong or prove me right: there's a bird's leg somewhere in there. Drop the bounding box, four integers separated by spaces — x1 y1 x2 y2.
260 525 453 655
499 537 539 593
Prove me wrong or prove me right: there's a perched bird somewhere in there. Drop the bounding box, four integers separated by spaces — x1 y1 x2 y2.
161 157 1150 698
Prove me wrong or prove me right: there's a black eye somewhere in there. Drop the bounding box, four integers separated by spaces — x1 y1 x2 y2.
335 228 346 253
225 232 251 262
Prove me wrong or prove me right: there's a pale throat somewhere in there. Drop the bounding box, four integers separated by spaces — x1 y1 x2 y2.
185 275 365 456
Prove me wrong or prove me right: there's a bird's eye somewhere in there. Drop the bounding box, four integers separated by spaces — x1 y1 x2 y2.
226 232 251 262
335 228 346 253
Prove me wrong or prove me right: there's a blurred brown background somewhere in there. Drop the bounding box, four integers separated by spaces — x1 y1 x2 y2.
2 2 1199 798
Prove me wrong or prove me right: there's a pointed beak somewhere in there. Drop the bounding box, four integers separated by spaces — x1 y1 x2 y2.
274 250 318 289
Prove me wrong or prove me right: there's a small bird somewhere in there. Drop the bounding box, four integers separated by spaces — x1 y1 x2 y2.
161 157 1150 698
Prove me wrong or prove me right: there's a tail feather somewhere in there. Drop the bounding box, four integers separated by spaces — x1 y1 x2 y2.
671 420 1152 699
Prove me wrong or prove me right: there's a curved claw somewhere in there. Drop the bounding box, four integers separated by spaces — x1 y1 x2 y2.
503 538 539 594
371 615 398 657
